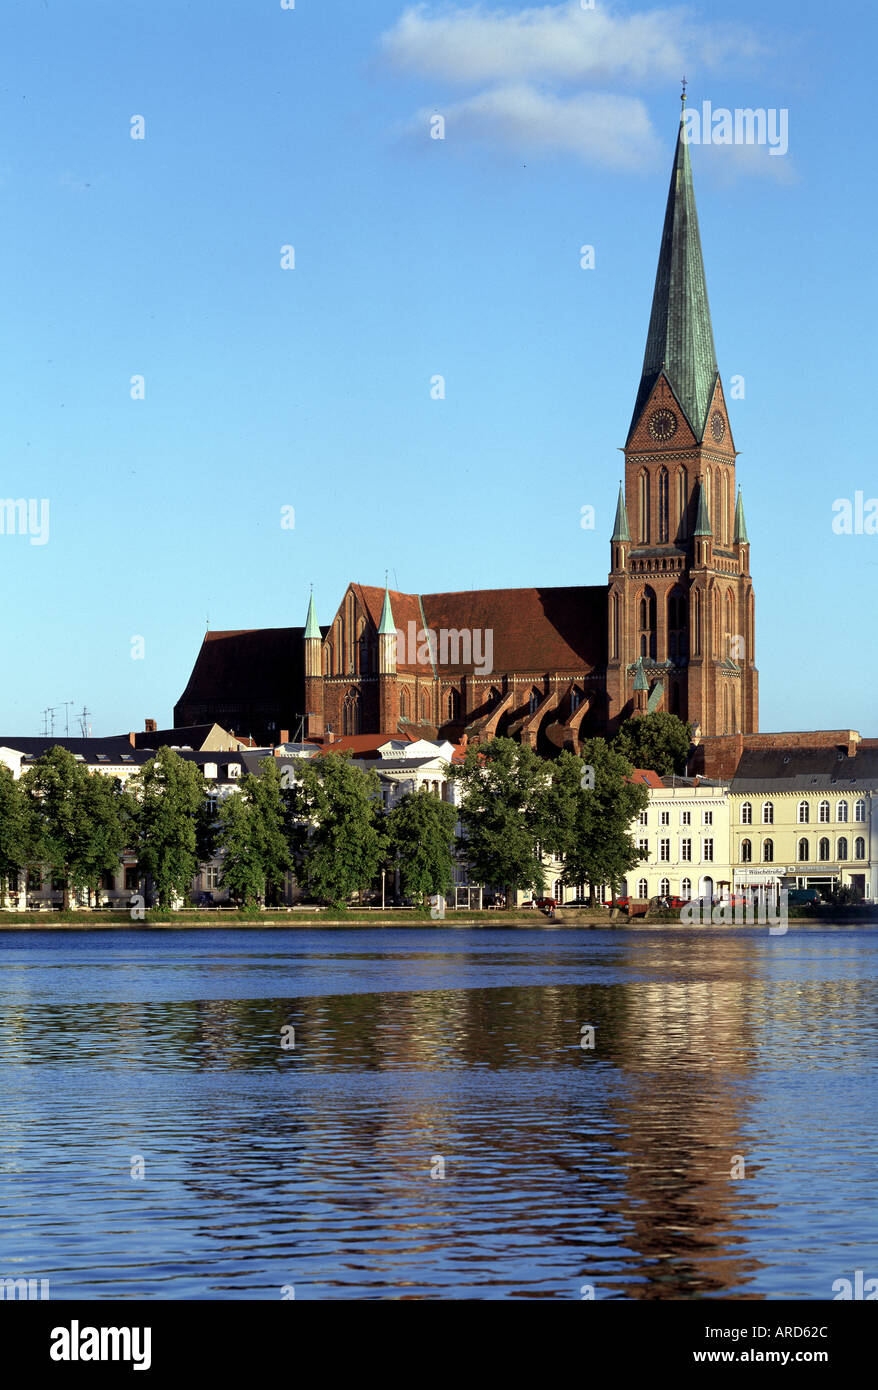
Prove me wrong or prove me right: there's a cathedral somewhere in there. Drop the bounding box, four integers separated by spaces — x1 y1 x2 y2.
175 102 759 752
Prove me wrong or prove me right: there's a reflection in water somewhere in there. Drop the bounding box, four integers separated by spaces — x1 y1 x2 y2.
0 928 876 1298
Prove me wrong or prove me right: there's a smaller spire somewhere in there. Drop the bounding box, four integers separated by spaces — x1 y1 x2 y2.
304 591 321 640
694 477 712 537
734 487 749 544
378 584 396 636
611 482 631 543
633 656 649 692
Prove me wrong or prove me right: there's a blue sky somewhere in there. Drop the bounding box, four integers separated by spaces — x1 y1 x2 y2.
0 0 874 737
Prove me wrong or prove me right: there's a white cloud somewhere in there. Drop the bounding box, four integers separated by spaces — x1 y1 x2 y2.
382 1 765 88
411 86 662 169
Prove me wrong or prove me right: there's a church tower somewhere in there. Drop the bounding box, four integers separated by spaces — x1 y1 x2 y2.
607 94 758 737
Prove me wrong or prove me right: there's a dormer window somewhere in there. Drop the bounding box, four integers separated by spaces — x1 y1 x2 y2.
204 763 217 781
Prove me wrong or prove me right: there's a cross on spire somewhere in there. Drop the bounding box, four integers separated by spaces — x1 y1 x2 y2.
681 75 687 107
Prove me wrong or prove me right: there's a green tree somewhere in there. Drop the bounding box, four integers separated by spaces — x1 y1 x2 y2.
613 711 692 776
217 788 265 907
387 788 458 904
447 737 551 906
131 747 206 910
217 760 292 907
286 753 386 908
23 747 129 909
0 764 36 907
545 741 649 903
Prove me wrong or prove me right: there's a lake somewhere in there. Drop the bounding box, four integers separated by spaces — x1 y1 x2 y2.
0 926 876 1300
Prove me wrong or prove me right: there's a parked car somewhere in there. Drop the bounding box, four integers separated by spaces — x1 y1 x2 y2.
788 888 821 906
533 897 558 912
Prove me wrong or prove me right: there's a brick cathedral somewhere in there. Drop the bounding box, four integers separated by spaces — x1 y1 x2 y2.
175 103 758 752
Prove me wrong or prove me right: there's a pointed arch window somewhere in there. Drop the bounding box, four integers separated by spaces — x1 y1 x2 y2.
838 837 848 861
762 801 774 825
798 801 810 824
818 837 831 862
692 590 702 657
798 837 810 862
611 592 620 660
638 470 650 544
343 688 360 736
838 801 849 823
675 467 688 540
741 839 752 863
855 837 866 860
658 468 669 543
399 689 409 720
638 587 657 661
763 839 774 863
668 588 687 661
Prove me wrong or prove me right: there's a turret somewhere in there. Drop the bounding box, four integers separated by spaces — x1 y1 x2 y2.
610 481 630 573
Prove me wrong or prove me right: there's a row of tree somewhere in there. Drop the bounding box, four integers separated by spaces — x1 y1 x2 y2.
0 712 689 911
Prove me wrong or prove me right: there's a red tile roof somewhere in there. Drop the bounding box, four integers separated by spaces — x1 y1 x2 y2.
629 769 664 787
356 584 607 674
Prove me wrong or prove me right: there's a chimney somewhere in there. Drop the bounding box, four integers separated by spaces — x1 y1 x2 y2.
129 732 136 748
145 718 157 734
327 728 336 745
280 729 290 746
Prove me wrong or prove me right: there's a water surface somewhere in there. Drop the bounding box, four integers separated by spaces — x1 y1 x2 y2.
0 926 875 1299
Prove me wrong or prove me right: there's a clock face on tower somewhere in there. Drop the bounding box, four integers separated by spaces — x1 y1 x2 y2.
711 411 726 442
648 408 677 442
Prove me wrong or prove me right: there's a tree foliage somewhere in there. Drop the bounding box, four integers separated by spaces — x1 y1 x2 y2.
613 711 692 776
545 741 649 899
0 764 36 906
217 759 292 907
131 747 206 909
22 747 131 908
387 789 458 901
286 753 387 908
448 737 551 903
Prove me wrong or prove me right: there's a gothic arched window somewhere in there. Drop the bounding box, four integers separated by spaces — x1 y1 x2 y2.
675 467 688 540
658 468 669 543
638 470 650 544
342 689 360 736
638 587 657 662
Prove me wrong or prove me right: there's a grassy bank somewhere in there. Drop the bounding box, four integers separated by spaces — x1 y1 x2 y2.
1 905 876 930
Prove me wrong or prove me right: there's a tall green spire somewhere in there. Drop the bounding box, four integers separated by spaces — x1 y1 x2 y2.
378 585 396 636
304 591 321 640
734 487 749 544
611 482 630 542
628 102 719 443
694 478 712 536
633 656 649 692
